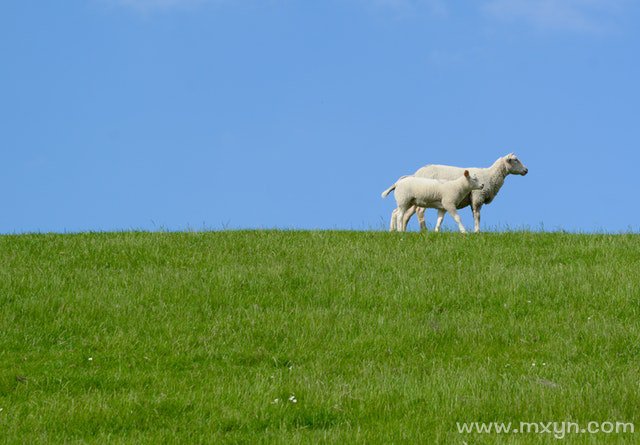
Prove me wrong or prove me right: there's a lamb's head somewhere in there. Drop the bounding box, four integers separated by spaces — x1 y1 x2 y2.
504 153 528 175
464 170 484 190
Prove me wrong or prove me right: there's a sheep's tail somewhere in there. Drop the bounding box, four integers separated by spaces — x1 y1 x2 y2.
381 175 410 198
381 183 396 198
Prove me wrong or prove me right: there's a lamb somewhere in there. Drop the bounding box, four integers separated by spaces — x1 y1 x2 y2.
381 170 484 233
390 153 528 232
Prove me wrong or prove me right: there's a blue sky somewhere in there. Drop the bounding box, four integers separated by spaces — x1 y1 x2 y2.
2 0 639 233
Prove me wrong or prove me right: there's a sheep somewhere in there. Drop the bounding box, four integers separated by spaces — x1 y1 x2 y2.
381 170 484 233
390 153 528 232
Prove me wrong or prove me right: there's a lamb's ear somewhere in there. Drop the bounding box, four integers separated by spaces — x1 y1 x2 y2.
464 170 470 177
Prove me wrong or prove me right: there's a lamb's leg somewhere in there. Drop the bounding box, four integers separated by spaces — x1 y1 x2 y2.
417 207 427 231
401 208 411 232
472 204 482 233
402 205 417 230
434 209 445 232
446 207 466 233
390 209 398 232
396 208 406 232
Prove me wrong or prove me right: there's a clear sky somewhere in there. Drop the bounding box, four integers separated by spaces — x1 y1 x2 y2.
2 0 639 233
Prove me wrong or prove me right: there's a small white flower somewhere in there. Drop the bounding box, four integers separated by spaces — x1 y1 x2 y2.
272 398 280 404
527 300 532 304
288 395 297 403
542 362 547 366
532 362 536 367
88 357 93 361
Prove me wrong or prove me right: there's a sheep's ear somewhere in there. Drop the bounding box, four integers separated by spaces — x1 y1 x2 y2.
464 170 470 177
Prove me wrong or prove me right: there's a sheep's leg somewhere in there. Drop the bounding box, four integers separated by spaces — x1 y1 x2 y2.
472 204 482 233
402 205 417 230
390 209 398 232
446 207 466 233
417 207 427 231
434 209 446 232
396 208 406 232
400 208 411 232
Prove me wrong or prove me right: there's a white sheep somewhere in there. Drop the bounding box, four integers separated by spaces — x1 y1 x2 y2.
381 170 484 233
390 153 528 232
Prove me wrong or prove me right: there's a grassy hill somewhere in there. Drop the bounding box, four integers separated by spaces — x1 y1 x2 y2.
0 231 638 443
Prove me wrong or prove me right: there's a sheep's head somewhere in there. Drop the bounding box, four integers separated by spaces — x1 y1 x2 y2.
464 170 484 190
504 153 528 176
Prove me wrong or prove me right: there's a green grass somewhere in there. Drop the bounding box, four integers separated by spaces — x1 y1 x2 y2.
0 231 639 444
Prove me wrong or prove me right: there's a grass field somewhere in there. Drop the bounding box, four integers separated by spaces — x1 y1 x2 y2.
0 230 638 444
